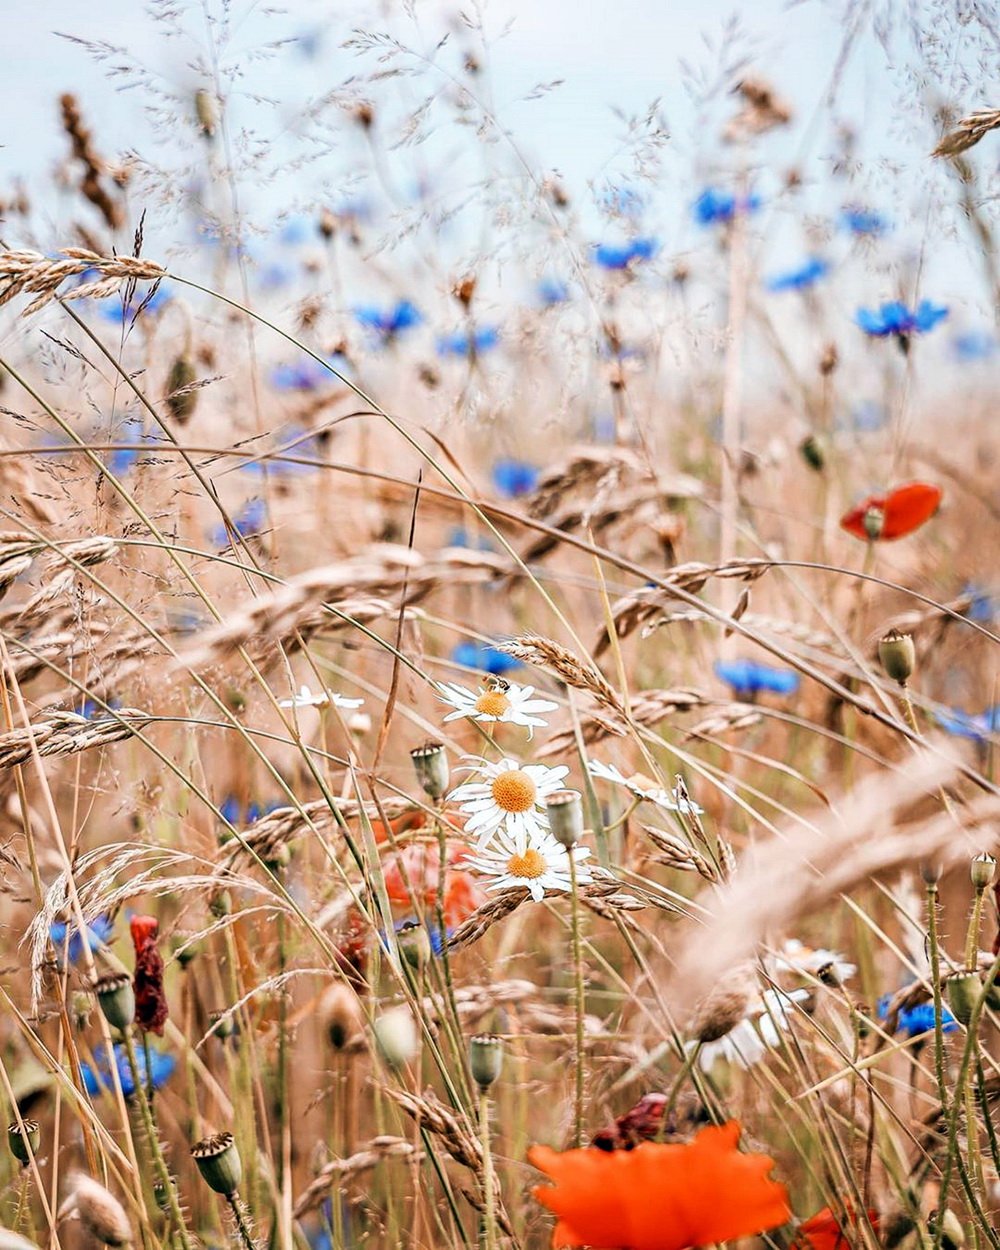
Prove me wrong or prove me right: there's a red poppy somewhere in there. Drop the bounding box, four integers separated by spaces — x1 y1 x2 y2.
382 842 484 928
370 809 429 844
529 1120 791 1250
130 914 168 1036
797 1206 878 1249
839 482 942 541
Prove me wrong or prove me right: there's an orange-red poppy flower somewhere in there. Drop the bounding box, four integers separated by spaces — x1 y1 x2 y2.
370 809 429 844
839 482 942 541
382 841 484 927
797 1206 878 1249
529 1121 790 1250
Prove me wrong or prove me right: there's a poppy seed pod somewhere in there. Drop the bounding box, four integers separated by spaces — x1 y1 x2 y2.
410 742 449 799
799 434 825 472
545 789 584 849
862 505 885 541
8 1119 39 1166
878 630 915 685
971 852 997 890
946 971 981 1026
92 973 135 1033
469 1033 504 1091
192 1132 242 1197
165 355 197 423
319 983 362 1051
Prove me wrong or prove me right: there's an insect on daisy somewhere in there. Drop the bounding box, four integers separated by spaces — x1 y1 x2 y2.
449 756 570 848
466 825 592 902
438 677 558 736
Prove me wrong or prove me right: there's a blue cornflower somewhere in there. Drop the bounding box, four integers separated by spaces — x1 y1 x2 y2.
353 299 422 340
933 705 1000 743
962 584 997 623
847 401 888 433
714 659 800 698
279 217 310 245
211 498 266 548
593 237 658 270
537 278 570 307
952 331 995 361
445 527 494 551
877 994 957 1039
98 283 172 324
50 915 114 964
855 299 948 339
236 426 324 479
451 641 522 676
269 355 349 392
80 1043 176 1098
765 257 830 293
491 459 539 498
105 421 164 477
436 326 500 357
693 188 761 226
841 206 889 237
75 698 121 721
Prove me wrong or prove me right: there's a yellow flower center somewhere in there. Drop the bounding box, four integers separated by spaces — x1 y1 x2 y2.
505 848 546 879
474 690 511 718
490 769 537 813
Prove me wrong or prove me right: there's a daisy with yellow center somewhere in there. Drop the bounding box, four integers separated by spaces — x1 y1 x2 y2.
437 679 558 737
448 755 570 849
466 825 592 902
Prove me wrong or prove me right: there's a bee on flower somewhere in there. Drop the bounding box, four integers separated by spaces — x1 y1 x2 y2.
466 824 592 902
437 676 558 736
448 756 570 848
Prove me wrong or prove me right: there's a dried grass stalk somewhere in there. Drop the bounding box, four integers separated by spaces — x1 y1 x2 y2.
0 709 150 770
293 1138 421 1216
0 249 165 314
685 703 762 739
220 795 414 867
538 687 709 757
933 108 1000 158
670 745 984 1007
496 635 623 714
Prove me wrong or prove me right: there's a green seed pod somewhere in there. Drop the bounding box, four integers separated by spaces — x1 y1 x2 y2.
165 355 198 423
863 504 885 541
92 973 135 1032
410 742 449 799
191 1132 242 1197
208 1010 238 1041
209 889 232 918
545 789 584 849
7 1119 39 1166
469 1034 504 1091
799 434 825 472
946 971 981 1026
971 852 997 891
877 630 915 685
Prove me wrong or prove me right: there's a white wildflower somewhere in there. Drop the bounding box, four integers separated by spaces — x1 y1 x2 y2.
448 755 569 849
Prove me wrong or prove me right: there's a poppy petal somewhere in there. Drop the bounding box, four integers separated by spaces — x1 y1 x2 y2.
798 1206 879 1250
529 1122 791 1250
880 481 942 539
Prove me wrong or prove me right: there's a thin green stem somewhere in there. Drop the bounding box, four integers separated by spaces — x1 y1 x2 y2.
568 852 586 1148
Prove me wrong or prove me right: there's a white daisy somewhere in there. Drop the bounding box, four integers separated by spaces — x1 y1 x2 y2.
587 760 704 816
466 824 592 902
775 939 856 985
448 756 570 849
438 678 557 737
695 988 810 1071
279 684 364 710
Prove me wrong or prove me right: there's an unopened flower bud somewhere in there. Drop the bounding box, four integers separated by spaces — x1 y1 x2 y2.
8 1119 39 1166
863 505 884 541
319 983 362 1051
878 630 915 685
165 355 197 423
192 1132 242 1197
971 852 996 891
469 1034 504 1091
946 971 980 1026
208 1010 238 1041
93 973 135 1032
921 860 942 885
545 790 584 848
373 1006 418 1070
210 889 231 918
61 1174 132 1247
410 742 449 799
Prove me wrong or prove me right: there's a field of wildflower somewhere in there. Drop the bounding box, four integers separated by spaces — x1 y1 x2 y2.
2 3 1000 1249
